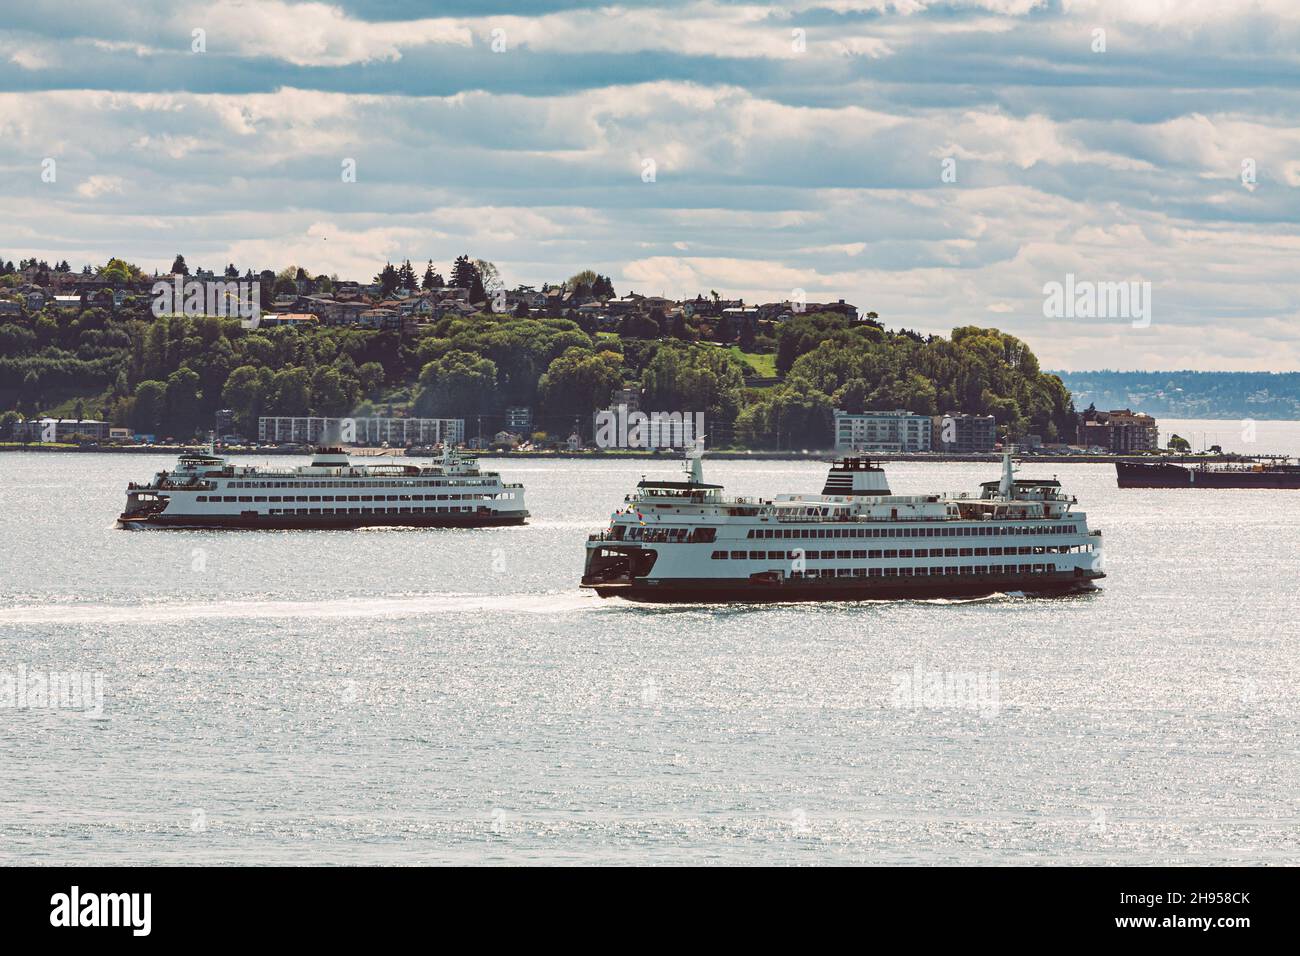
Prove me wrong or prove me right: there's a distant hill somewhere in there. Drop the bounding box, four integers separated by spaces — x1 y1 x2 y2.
1051 371 1300 420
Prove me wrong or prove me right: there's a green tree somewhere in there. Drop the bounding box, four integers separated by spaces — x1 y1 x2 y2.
414 349 497 417
131 379 167 434
538 347 622 418
268 367 312 416
221 364 273 434
163 367 203 437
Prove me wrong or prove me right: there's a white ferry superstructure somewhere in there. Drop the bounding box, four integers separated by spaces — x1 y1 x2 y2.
582 443 1103 602
119 445 527 529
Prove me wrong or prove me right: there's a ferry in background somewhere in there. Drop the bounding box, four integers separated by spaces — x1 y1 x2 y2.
582 442 1103 602
1116 458 1300 488
119 445 527 529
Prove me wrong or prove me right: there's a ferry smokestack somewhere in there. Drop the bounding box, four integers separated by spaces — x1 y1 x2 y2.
821 458 890 496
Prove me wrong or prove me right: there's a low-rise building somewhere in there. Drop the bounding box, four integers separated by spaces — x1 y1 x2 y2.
357 308 400 330
833 409 932 453
1076 407 1158 452
932 412 998 454
18 418 111 441
257 416 465 447
505 406 533 432
257 313 318 328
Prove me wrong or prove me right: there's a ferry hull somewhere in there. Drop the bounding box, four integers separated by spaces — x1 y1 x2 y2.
583 570 1103 603
118 511 528 530
1116 461 1300 489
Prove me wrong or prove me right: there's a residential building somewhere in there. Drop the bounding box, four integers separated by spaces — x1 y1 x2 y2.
611 384 642 412
257 313 318 328
257 416 465 447
833 409 932 453
931 412 998 454
357 308 400 330
18 418 111 441
1076 407 1158 452
505 406 533 432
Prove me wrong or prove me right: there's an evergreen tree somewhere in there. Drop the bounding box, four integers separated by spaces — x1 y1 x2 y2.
450 254 479 292
375 263 399 298
171 254 188 275
469 271 487 305
397 259 417 291
421 261 443 291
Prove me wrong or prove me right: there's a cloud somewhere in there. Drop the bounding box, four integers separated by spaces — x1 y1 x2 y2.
3 0 1300 368
76 175 125 197
193 1 473 67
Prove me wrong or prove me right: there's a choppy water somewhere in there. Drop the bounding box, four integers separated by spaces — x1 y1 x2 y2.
2 430 1299 864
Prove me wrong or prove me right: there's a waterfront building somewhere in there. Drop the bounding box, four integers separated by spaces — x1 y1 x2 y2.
18 418 111 441
1076 407 1158 453
833 409 932 453
932 412 998 454
257 416 465 447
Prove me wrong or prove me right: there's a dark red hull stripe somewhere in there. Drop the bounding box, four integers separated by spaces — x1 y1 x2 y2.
119 512 527 530
583 571 1103 603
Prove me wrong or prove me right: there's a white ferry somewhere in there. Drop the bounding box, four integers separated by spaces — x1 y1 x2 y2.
119 445 527 529
582 443 1103 602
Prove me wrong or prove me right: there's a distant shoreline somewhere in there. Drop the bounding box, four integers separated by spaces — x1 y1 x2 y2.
0 443 1254 465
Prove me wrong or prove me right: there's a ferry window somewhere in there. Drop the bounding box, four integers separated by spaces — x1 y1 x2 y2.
884 550 897 558
712 551 726 559
730 551 746 559
868 550 881 559
837 550 851 559
959 548 972 557
197 496 207 502
853 550 867 559
852 568 867 577
254 496 266 502
884 568 897 576
898 549 912 558
767 551 784 560
223 496 236 502
974 548 987 556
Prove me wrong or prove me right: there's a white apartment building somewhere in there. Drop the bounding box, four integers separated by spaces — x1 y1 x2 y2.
258 416 465 447
833 409 932 453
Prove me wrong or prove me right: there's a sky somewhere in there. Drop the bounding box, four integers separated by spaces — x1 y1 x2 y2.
2 0 1299 371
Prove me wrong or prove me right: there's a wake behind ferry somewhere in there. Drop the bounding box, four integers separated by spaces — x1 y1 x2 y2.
119 445 527 529
582 443 1103 602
